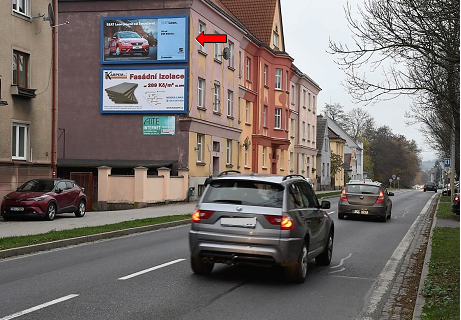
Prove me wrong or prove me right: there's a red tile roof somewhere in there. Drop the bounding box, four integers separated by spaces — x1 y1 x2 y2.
220 0 277 45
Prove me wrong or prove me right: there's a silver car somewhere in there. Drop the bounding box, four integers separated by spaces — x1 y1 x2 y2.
189 171 334 283
338 181 394 222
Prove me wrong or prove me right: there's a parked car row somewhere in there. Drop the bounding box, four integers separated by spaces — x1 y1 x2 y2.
1 179 87 221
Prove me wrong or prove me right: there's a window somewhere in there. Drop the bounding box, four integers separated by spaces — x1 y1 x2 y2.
198 21 206 52
13 0 30 16
227 90 233 117
303 89 306 108
262 146 266 167
239 51 242 78
275 69 282 89
307 124 311 140
302 122 305 140
213 84 220 113
306 157 310 170
245 101 250 123
312 126 315 142
226 140 232 164
264 65 268 86
280 150 284 169
301 154 305 172
274 108 282 129
273 25 279 48
12 123 29 160
13 50 29 88
197 134 204 162
228 41 234 68
246 57 251 80
263 105 267 127
313 96 316 112
197 78 204 108
290 119 295 137
286 71 288 91
308 92 311 111
291 85 295 104
213 141 220 152
324 138 328 151
214 32 222 61
244 148 249 167
290 152 294 171
285 110 288 130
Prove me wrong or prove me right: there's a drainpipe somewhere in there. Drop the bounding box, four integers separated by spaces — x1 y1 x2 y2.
51 0 57 178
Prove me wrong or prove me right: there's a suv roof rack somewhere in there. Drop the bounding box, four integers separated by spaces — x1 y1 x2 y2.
282 174 306 181
217 170 241 177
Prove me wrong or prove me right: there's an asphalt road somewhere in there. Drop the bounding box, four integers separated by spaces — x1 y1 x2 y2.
0 190 435 320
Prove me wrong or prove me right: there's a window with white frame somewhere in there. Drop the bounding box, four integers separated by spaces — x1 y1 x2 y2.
12 123 29 160
197 134 204 162
275 69 282 89
13 0 30 16
13 50 29 88
245 101 250 123
226 139 232 164
263 105 267 127
228 41 234 68
246 57 251 80
244 148 249 167
275 108 282 129
213 84 220 113
198 21 206 52
214 32 222 61
273 25 279 48
197 78 204 108
264 65 268 86
262 146 266 167
227 90 233 117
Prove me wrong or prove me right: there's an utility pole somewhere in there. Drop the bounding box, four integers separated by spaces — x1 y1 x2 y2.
450 119 456 197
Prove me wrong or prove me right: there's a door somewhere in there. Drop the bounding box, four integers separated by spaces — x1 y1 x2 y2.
70 172 93 211
212 157 219 177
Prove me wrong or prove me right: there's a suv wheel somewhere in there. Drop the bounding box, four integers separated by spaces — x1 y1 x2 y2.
284 240 308 283
191 255 214 275
45 202 57 221
338 213 345 220
75 200 86 218
315 232 333 265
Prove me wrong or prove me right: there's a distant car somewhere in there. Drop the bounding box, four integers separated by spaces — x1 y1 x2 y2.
452 193 460 215
338 181 394 222
189 171 334 283
423 182 438 192
1 179 87 221
108 31 150 56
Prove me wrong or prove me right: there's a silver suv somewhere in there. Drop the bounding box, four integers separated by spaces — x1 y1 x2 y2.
189 171 334 283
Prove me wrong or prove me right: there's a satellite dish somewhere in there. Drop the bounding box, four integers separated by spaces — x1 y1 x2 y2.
222 47 230 60
45 3 55 27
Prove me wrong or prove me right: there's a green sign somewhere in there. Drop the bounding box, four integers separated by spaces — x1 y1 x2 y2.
143 116 175 135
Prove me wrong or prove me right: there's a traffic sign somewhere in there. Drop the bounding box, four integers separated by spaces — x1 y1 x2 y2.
444 158 451 167
392 174 396 179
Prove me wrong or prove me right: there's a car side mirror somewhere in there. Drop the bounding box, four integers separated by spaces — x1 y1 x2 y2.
388 192 394 196
320 200 330 209
56 188 63 193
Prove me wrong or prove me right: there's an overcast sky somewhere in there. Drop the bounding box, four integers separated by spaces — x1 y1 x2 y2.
281 0 437 162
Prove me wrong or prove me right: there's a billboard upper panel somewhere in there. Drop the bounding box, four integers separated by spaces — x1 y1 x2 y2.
101 15 189 64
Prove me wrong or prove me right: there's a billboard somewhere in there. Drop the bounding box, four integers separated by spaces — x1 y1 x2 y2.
143 116 175 135
101 15 188 64
101 67 187 113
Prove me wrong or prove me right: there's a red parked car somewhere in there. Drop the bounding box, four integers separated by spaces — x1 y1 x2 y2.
108 31 150 56
1 179 87 221
452 193 460 215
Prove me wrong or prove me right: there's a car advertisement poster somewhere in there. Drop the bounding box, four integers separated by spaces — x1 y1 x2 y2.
101 15 188 64
100 67 187 113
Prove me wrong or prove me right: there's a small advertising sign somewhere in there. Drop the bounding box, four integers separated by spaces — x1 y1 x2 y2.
101 67 187 113
143 116 175 135
101 15 188 64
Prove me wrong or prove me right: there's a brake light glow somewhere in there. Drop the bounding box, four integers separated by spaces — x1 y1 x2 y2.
340 188 348 202
376 190 385 204
264 214 294 230
191 210 214 223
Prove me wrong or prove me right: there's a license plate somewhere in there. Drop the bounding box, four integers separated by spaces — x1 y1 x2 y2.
10 207 24 211
353 209 368 214
133 46 141 49
221 217 256 228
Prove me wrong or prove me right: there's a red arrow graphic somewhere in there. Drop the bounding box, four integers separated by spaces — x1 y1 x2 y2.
196 32 227 46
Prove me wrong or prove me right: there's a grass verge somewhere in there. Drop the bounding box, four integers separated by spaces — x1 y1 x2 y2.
318 191 341 199
0 214 191 251
421 202 460 319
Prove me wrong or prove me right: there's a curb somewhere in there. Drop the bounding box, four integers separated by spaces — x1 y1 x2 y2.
0 219 191 260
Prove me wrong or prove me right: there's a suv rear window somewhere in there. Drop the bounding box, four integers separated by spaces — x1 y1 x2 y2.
202 180 284 207
345 184 380 194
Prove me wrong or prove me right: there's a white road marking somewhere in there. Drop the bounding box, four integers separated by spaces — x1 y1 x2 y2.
118 258 186 280
0 294 79 320
330 253 352 269
328 267 346 274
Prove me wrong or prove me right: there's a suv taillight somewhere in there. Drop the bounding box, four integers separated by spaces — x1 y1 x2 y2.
340 188 348 202
376 190 385 204
191 210 214 223
454 195 460 202
264 214 294 230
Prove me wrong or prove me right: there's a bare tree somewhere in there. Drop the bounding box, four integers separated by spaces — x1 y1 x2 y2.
342 107 376 141
323 103 349 126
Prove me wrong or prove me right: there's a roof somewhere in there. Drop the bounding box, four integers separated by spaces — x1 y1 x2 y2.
57 159 177 168
214 171 307 185
220 0 277 46
316 116 327 153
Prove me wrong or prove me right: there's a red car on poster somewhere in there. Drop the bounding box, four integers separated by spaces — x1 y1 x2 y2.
109 31 150 56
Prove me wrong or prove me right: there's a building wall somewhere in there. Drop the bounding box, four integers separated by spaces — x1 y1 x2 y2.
0 0 54 196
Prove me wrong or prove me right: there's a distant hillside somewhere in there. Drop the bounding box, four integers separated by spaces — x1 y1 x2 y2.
421 159 438 171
